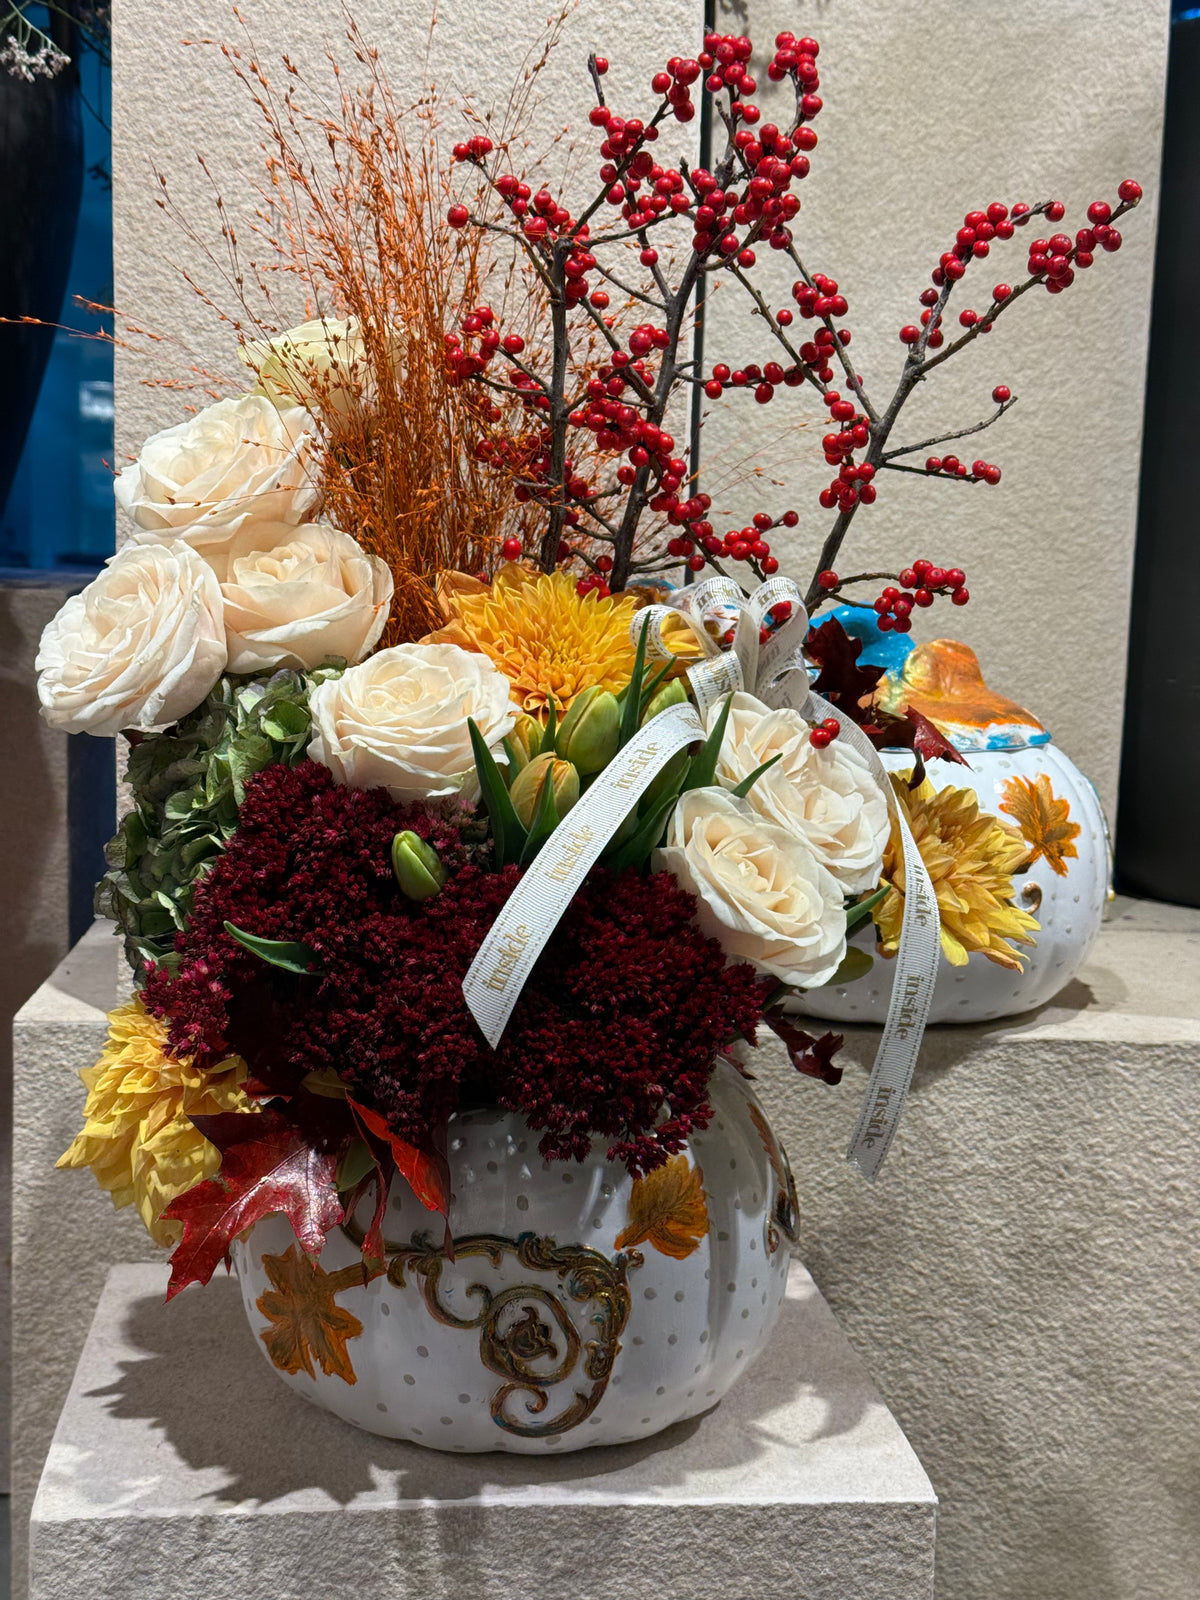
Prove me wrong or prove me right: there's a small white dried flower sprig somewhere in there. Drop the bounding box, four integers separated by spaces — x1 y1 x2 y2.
0 4 70 81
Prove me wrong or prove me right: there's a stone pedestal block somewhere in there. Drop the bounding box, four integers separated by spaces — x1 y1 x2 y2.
29 1264 936 1600
757 895 1200 1600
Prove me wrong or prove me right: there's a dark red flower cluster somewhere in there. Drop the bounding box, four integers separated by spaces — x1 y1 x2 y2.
144 760 769 1173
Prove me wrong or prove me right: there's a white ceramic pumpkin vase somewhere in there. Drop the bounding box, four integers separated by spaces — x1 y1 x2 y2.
797 637 1110 1027
231 1057 795 1452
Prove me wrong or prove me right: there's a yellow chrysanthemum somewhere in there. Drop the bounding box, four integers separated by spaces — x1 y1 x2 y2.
425 563 698 718
875 772 1040 972
57 997 256 1247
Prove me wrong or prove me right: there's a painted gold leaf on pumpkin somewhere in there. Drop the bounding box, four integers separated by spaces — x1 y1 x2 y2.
615 1155 708 1260
256 1244 371 1385
999 773 1080 879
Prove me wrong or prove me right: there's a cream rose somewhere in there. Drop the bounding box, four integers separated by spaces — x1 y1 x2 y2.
654 787 846 987
712 693 890 895
307 642 516 803
36 541 227 737
239 316 406 418
115 394 319 553
219 523 393 674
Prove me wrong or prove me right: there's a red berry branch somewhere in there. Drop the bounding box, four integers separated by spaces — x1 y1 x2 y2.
444 30 1143 606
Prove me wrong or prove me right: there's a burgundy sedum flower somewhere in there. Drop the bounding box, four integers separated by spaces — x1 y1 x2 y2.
144 759 770 1173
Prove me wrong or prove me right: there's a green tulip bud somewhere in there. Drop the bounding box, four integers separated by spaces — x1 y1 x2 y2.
642 677 688 723
555 685 621 774
508 752 581 829
505 713 542 775
391 831 448 901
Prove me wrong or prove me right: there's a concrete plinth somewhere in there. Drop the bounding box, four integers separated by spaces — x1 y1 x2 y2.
29 1264 936 1600
759 894 1200 1600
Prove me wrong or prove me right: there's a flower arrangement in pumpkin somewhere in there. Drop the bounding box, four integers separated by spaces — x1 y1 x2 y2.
42 18 1141 1296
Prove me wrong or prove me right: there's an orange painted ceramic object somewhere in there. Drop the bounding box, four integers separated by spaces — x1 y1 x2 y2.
877 638 1048 752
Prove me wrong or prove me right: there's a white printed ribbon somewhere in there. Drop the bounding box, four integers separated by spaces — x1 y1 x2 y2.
770 676 941 1180
462 699 706 1049
462 575 941 1180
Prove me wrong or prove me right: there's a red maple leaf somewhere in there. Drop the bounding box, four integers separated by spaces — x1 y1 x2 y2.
162 1112 343 1301
348 1098 450 1219
869 706 970 786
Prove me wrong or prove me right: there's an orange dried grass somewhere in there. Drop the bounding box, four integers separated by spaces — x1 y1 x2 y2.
162 10 551 641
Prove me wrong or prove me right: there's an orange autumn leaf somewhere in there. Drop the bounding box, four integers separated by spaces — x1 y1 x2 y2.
615 1155 709 1261
999 773 1080 879
255 1245 371 1386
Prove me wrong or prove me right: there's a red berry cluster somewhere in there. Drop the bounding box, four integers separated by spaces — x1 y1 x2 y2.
923 454 1001 486
1023 183 1140 297
817 388 876 512
444 301 502 383
809 716 841 749
816 559 968 631
875 561 969 631
703 507 799 578
900 200 1031 349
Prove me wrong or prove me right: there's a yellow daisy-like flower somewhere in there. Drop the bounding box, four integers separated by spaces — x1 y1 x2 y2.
425 562 698 718
57 997 257 1247
875 772 1040 972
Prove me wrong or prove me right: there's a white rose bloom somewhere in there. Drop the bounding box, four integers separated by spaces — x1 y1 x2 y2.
115 394 319 554
711 692 890 895
219 523 393 674
307 642 516 804
239 316 406 418
36 541 227 737
654 787 846 988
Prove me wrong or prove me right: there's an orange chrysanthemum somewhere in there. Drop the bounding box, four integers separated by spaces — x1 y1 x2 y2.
875 773 1040 971
424 563 643 718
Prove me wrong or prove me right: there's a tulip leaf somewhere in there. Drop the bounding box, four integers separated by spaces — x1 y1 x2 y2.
681 693 733 793
518 768 561 866
844 885 889 933
223 922 319 974
619 617 652 750
500 736 520 785
730 752 783 798
830 945 875 985
605 786 683 873
637 658 675 712
539 697 558 756
468 718 527 868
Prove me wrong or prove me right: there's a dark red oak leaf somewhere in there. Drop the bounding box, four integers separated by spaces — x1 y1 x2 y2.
804 617 884 721
162 1112 343 1300
765 1016 845 1084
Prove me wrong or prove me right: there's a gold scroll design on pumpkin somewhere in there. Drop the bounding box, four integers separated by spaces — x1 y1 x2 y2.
748 1103 800 1255
385 1231 643 1439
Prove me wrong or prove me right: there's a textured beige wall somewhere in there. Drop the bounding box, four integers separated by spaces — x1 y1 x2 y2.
703 0 1166 818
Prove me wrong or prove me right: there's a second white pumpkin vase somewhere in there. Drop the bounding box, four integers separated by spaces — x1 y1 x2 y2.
797 636 1110 1027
